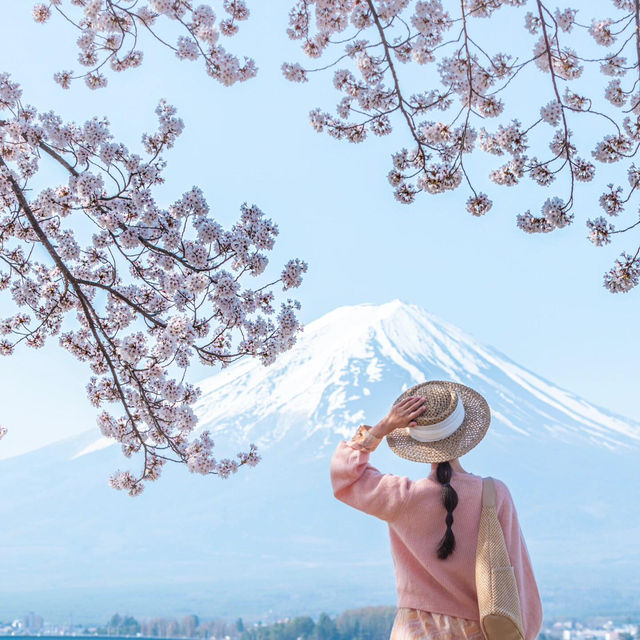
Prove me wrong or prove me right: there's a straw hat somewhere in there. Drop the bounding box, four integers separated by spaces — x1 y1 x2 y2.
386 380 491 463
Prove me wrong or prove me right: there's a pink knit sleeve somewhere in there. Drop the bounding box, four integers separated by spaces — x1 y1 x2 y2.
330 440 412 522
494 480 543 640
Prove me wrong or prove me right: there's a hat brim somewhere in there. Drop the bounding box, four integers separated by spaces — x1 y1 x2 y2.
386 381 491 463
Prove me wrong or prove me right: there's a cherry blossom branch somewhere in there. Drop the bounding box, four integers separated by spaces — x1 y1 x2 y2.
1 156 149 452
0 74 307 493
365 1 421 148
32 0 256 90
281 0 640 292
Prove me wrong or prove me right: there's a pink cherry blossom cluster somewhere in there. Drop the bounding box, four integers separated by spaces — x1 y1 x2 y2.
603 252 640 293
282 0 640 293
32 0 255 89
0 73 306 494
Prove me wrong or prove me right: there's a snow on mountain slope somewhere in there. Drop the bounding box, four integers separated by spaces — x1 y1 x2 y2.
1 300 639 623
192 300 640 450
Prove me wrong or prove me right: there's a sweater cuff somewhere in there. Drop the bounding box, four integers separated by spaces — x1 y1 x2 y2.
347 425 382 452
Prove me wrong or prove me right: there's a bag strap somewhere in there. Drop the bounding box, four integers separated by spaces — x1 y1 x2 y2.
482 476 497 508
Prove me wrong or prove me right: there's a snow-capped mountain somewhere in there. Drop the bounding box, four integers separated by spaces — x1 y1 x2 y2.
1 301 638 623
193 300 639 450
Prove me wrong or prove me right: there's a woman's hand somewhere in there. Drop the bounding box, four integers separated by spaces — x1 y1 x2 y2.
370 396 426 439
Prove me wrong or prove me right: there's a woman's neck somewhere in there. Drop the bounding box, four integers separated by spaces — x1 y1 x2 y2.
430 458 466 474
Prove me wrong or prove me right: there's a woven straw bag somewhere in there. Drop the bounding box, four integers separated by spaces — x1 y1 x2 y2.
475 477 525 640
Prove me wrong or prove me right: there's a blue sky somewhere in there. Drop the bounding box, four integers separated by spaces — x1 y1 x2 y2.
1 2 639 458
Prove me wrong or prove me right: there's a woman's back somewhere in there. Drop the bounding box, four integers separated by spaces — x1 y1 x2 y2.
389 470 484 617
330 440 542 639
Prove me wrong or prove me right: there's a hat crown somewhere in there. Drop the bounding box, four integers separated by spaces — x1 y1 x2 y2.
388 380 491 464
399 382 458 426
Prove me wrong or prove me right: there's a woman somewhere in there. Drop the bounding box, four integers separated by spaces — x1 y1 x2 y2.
330 380 543 640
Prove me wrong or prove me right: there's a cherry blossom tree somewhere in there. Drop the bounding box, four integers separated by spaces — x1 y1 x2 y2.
279 0 640 293
0 73 307 494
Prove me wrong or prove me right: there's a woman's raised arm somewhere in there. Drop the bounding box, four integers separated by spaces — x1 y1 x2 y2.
330 434 413 522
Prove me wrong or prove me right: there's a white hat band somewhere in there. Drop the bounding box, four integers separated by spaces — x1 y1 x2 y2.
407 392 465 442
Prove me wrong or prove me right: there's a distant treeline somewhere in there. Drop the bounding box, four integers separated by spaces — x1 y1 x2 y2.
97 613 234 638
240 607 396 640
98 607 397 640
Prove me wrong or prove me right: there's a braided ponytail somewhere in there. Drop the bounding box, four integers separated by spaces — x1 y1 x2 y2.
436 461 458 560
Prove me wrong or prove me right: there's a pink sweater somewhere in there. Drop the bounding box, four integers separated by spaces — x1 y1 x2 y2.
330 440 543 640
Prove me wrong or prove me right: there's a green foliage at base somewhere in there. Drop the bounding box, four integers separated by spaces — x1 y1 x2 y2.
241 607 396 640
98 614 141 636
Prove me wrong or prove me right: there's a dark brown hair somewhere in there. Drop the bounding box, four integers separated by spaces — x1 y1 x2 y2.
436 461 458 560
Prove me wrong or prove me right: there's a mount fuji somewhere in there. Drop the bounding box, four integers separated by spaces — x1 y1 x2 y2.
1 300 639 623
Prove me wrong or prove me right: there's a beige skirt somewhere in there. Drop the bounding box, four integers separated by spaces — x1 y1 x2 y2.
390 608 484 640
